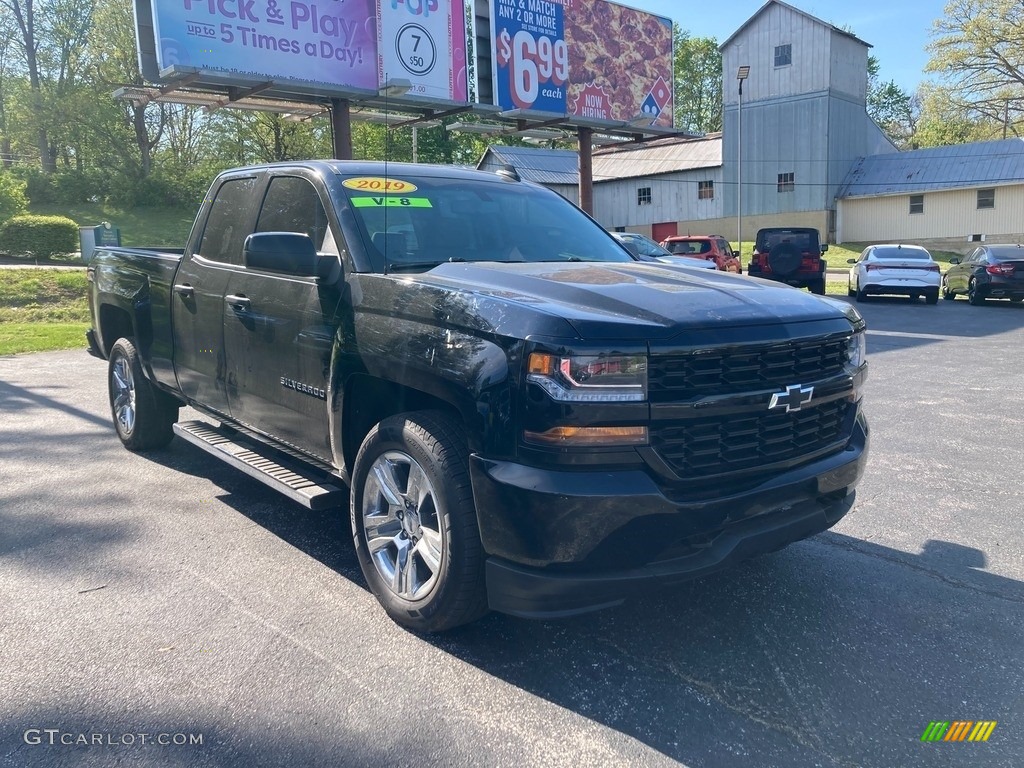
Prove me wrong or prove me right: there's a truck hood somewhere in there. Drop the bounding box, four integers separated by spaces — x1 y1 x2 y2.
408 261 852 340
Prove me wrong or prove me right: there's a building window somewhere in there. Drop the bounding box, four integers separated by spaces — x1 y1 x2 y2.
697 180 714 200
637 187 652 205
977 188 995 209
774 44 792 67
909 194 924 214
777 172 795 193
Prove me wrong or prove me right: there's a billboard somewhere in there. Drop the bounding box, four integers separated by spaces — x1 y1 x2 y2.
145 0 468 102
489 0 673 127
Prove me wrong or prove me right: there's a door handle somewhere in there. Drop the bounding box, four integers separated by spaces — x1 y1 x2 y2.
225 294 251 311
173 283 194 299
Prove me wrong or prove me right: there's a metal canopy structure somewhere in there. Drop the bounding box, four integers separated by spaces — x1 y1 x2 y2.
125 0 686 212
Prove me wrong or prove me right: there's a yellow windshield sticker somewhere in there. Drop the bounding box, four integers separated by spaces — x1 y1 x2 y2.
342 177 418 194
350 196 432 208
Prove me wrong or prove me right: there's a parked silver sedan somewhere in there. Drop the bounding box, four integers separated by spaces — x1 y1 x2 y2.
847 244 941 304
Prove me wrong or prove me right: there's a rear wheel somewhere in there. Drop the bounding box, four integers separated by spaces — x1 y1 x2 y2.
855 281 869 303
809 278 826 295
351 411 487 632
968 278 986 306
107 337 178 451
925 288 939 305
941 275 955 300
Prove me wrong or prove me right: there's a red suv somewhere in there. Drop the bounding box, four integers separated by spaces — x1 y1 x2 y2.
747 227 828 294
659 235 742 273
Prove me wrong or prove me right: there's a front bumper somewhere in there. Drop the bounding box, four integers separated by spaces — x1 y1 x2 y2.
471 415 867 618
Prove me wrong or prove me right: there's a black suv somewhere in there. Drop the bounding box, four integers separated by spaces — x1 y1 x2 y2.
748 227 828 294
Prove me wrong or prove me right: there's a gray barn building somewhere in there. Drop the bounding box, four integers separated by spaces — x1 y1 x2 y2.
719 0 895 244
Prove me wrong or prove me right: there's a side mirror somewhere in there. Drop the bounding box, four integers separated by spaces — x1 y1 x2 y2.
243 232 318 277
820 243 829 253
847 258 857 264
950 257 961 265
732 250 740 258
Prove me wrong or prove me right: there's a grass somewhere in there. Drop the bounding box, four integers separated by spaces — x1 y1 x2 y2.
0 322 90 355
0 269 91 354
29 202 196 247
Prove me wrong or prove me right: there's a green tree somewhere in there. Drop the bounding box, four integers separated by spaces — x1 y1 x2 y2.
926 0 1024 139
672 26 722 134
913 82 994 147
866 55 918 147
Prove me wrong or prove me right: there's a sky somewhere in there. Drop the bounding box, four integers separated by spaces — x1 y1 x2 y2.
627 0 950 93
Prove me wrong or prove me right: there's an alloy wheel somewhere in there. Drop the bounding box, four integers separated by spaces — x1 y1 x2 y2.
361 450 444 601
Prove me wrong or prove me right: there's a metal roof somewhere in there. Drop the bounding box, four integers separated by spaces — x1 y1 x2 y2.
481 134 723 187
593 134 722 182
720 0 871 50
837 138 1024 198
481 146 579 185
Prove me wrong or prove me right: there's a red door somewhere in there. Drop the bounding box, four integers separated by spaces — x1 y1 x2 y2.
652 222 678 243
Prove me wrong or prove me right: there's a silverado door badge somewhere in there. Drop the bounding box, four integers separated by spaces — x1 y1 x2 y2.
769 384 814 413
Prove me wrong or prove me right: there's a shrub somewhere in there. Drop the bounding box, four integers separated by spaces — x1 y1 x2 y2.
0 172 29 223
0 214 79 261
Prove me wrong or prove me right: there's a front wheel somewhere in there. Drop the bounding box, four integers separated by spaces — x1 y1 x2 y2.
108 337 178 451
351 411 487 632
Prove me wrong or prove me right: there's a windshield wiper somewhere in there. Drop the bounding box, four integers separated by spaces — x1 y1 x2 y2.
385 257 466 274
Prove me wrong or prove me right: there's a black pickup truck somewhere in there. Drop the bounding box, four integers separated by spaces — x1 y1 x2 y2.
87 160 869 632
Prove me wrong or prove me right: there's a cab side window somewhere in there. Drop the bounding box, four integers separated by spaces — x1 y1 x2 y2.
255 176 332 252
197 177 258 264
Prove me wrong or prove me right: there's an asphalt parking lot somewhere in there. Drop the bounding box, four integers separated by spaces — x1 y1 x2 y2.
1 296 1022 768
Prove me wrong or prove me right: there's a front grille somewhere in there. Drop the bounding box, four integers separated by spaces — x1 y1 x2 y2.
648 337 848 402
650 399 851 478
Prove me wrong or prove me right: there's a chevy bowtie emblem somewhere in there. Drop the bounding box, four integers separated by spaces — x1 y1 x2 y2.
769 384 814 413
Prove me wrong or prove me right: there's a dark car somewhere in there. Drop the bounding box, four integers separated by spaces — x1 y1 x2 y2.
942 244 1024 305
747 227 828 294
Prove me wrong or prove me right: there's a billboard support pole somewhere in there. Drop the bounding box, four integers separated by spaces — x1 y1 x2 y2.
331 98 353 160
578 126 594 215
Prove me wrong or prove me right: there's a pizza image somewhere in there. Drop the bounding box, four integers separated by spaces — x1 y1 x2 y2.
561 0 673 126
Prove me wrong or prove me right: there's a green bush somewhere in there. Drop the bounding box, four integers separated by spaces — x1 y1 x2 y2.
0 172 29 223
0 214 79 260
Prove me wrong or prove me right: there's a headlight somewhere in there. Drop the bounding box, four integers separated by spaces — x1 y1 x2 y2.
846 332 866 369
527 352 647 402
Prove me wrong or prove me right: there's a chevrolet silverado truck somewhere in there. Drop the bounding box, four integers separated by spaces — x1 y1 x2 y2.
87 161 869 632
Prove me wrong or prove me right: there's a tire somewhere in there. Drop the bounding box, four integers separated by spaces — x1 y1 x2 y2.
925 288 939 305
941 276 955 300
767 244 801 277
350 411 487 632
809 278 826 295
855 281 869 303
847 280 855 298
108 337 178 451
968 278 986 306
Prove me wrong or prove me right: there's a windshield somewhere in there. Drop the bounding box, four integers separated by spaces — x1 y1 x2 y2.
341 174 635 273
872 247 930 259
757 231 818 251
666 240 711 255
989 247 1024 261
